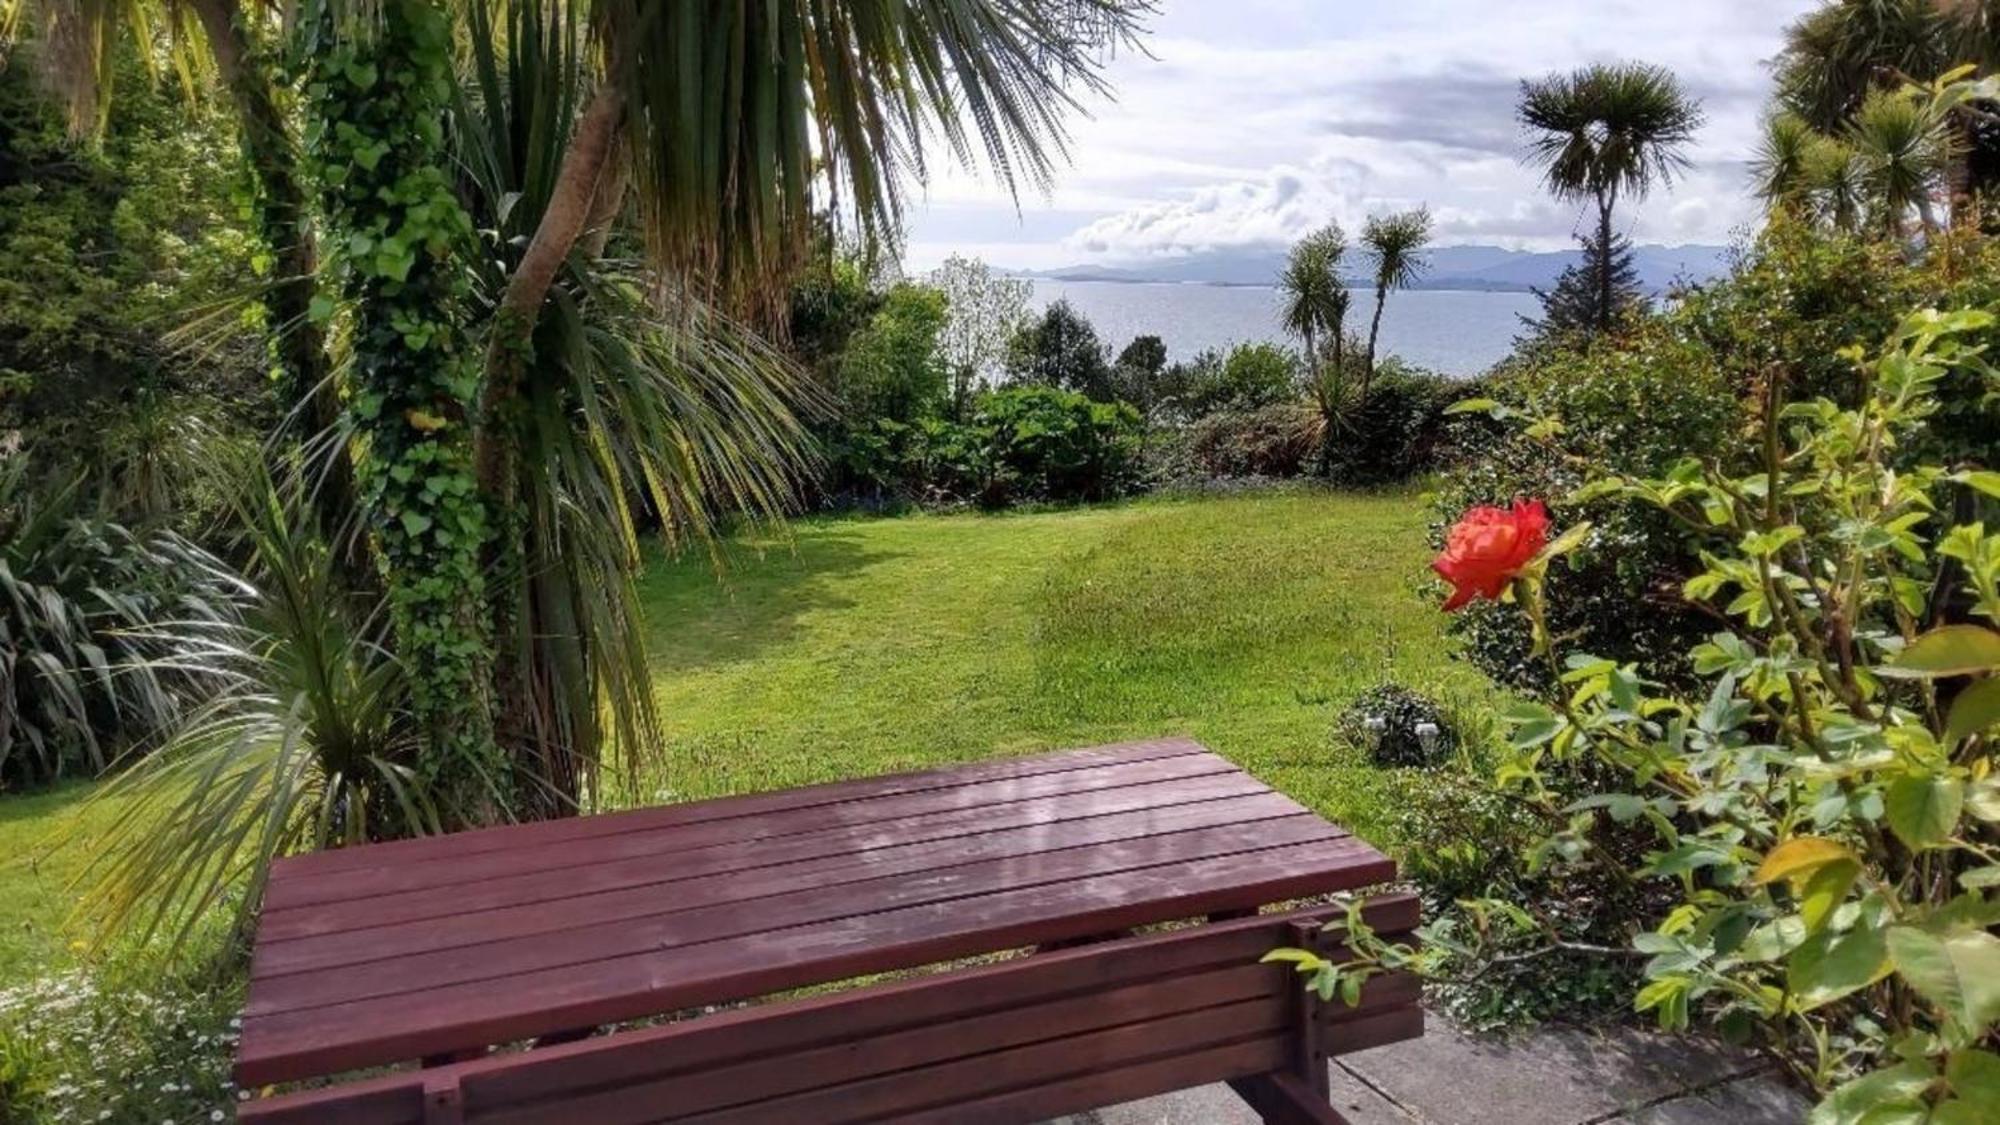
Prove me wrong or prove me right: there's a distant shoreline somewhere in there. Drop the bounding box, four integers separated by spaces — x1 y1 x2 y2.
1006 274 1540 294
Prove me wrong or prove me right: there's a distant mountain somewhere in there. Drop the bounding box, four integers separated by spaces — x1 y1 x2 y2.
1022 243 1732 294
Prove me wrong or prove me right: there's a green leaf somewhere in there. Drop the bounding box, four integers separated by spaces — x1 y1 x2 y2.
1956 470 2000 501
1789 925 1891 1010
1946 1049 2000 1106
1943 679 2000 747
1883 626 2000 679
1884 775 1965 850
1887 925 2000 1032
1798 860 1861 934
1809 1059 1935 1125
1967 777 2000 823
398 510 433 537
1959 866 2000 890
1444 397 1499 415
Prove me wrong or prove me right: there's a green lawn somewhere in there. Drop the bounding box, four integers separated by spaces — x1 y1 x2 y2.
638 488 1477 845
0 488 1473 990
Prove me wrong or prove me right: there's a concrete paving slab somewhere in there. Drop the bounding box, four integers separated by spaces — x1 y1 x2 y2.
1044 1014 1805 1125
1620 1072 1811 1125
1335 1020 1766 1125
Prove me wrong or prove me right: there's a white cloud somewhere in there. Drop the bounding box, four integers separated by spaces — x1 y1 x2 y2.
898 0 1818 270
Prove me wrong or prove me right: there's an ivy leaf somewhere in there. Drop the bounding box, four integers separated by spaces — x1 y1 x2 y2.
1881 625 2000 679
398 510 433 537
405 408 449 433
1943 678 2000 748
308 295 337 324
1886 925 2000 1034
1883 775 1964 851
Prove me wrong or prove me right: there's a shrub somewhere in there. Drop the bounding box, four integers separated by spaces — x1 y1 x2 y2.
1319 307 2000 1116
1323 365 1464 485
1160 343 1301 422
0 461 240 787
1336 683 1458 768
1434 319 1743 692
1185 401 1316 479
936 384 1143 507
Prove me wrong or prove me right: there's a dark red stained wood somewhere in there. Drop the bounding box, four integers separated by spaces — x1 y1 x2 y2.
891 1038 1290 1125
248 814 1344 1016
238 834 1393 1085
254 789 1311 978
262 751 1239 912
255 770 1273 947
236 897 1423 1125
274 738 1208 880
673 999 1288 1125
480 964 1282 1125
1228 1073 1351 1125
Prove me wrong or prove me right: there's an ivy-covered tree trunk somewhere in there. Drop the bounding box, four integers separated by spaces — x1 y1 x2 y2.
303 0 503 823
185 0 353 527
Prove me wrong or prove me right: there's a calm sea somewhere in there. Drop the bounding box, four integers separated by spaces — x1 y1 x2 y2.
1025 279 1539 379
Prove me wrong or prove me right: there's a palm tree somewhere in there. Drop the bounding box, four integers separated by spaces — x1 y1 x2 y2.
1277 223 1349 474
1277 223 1348 379
1775 0 2000 227
1850 85 1951 236
1360 208 1431 394
1804 133 1870 233
1753 111 1819 212
20 0 1152 823
1517 62 1703 335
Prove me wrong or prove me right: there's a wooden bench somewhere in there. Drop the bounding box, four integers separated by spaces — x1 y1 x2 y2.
235 739 1421 1123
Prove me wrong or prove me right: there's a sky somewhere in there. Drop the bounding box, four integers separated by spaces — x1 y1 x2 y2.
897 0 1821 272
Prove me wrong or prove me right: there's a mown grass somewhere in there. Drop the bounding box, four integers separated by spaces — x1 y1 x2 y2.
637 488 1479 846
0 489 1474 989
0 782 105 982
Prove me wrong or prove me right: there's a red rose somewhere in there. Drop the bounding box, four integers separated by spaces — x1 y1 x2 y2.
1432 499 1551 611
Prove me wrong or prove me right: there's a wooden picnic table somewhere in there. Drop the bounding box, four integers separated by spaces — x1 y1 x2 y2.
236 738 1419 1124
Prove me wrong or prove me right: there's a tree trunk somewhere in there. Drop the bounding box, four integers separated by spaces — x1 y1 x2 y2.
1364 286 1387 402
473 85 624 506
472 85 624 817
1595 189 1615 336
187 0 356 539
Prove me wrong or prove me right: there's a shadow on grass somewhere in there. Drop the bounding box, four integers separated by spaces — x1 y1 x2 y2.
640 529 896 676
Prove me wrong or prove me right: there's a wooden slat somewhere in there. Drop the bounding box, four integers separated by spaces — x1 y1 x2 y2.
248 814 1339 1014
237 897 1423 1125
1322 1006 1425 1056
255 771 1274 947
672 999 1287 1125
888 1037 1289 1125
255 790 1310 978
263 752 1238 912
274 739 1209 879
236 836 1395 1085
482 964 1281 1125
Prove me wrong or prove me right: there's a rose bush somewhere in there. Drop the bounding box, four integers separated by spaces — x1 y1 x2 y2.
1279 306 2000 1121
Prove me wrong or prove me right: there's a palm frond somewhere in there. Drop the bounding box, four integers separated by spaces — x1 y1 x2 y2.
1363 209 1433 291
68 466 435 953
1518 62 1703 204
609 0 1151 319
